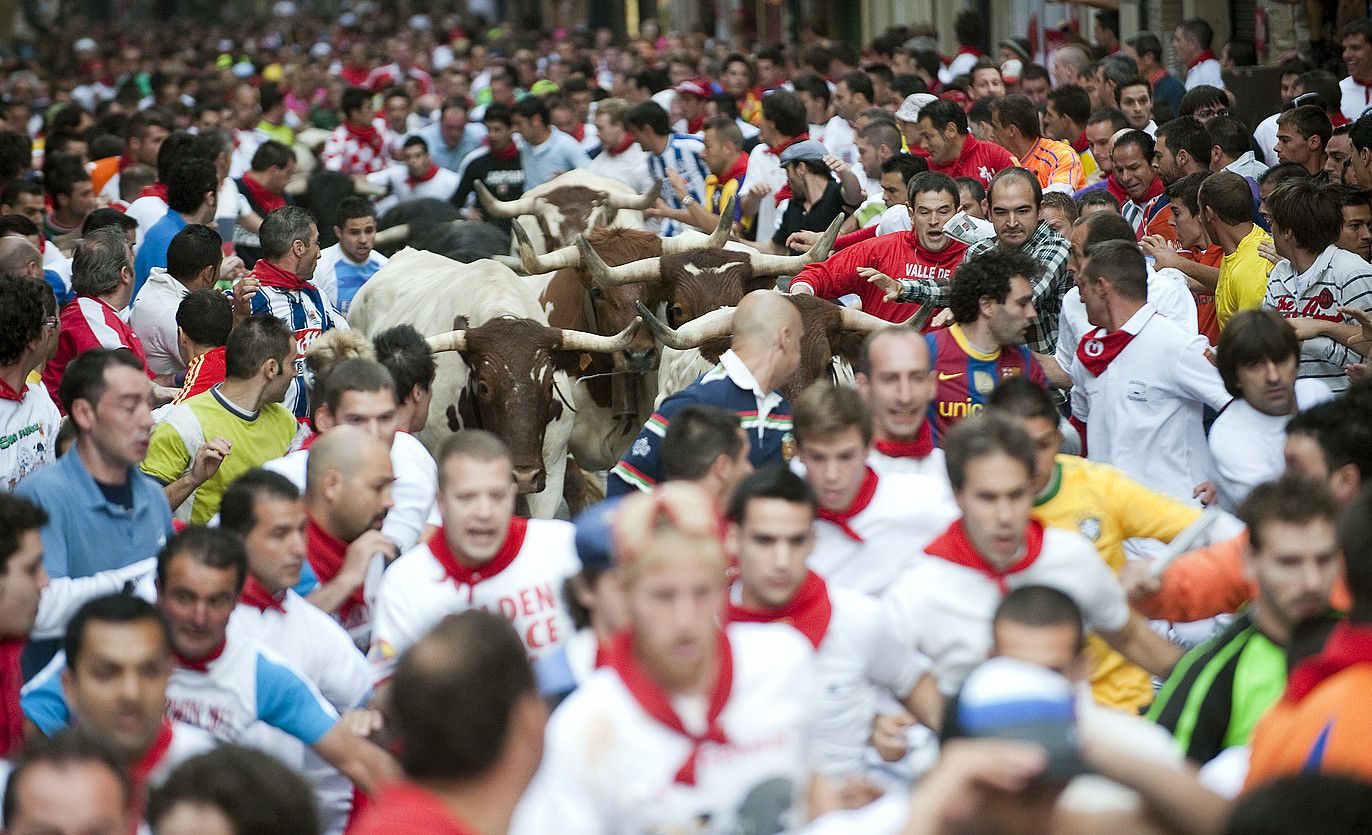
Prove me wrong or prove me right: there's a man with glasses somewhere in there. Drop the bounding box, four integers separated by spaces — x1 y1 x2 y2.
0 273 60 490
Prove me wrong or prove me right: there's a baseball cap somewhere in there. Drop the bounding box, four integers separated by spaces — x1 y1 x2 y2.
572 497 623 573
674 77 714 98
945 657 1091 780
895 93 938 123
778 139 829 166
530 79 560 97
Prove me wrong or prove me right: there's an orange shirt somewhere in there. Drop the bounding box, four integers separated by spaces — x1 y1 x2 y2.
89 155 121 197
1185 244 1225 345
1017 137 1085 193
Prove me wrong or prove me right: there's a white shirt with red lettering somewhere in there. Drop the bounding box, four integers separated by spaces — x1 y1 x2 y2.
368 517 579 683
805 467 959 596
510 622 815 835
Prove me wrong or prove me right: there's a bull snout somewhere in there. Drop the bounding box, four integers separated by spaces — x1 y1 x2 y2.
513 465 547 494
624 346 657 372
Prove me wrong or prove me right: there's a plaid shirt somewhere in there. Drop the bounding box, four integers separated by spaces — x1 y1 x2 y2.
896 220 1072 354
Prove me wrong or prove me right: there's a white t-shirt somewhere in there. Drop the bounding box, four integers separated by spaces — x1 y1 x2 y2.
365 164 461 215
1340 75 1372 122
126 195 168 248
263 430 437 553
586 143 657 196
867 446 946 480
510 622 815 835
369 517 579 682
1208 378 1333 511
822 116 859 169
129 267 191 376
744 143 789 244
1184 58 1224 90
0 380 60 491
882 524 1131 694
1254 112 1281 166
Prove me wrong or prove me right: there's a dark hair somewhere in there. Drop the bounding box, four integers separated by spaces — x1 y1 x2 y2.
483 102 515 127
341 86 372 117
1214 310 1299 397
0 273 44 366
0 214 40 238
0 177 42 208
153 130 201 185
1199 171 1256 226
1047 85 1090 127
43 154 88 201
957 176 987 203
147 745 319 834
312 357 396 421
1179 85 1227 118
1287 398 1372 485
967 97 997 130
258 206 315 261
792 74 831 108
0 130 32 180
906 171 960 207
401 134 429 154
155 525 248 593
624 100 670 136
987 374 1059 425
1155 116 1210 166
1111 128 1155 162
881 152 928 184
1299 70 1343 116
1205 115 1252 160
65 594 170 672
389 609 535 779
373 324 437 402
125 107 174 141
1338 18 1372 46
858 121 901 154
992 94 1040 140
1239 474 1341 553
165 224 223 284
1080 206 1138 247
1266 178 1342 254
1227 772 1372 835
727 465 817 524
249 139 293 173
83 208 137 240
987 166 1043 209
949 247 1040 325
1077 188 1122 213
792 381 873 446
513 94 549 126
1178 18 1214 49
1086 106 1129 132
992 585 1085 651
1041 191 1079 223
918 98 969 135
176 289 233 349
218 468 301 537
1258 163 1312 192
1166 170 1211 215
1098 54 1139 91
335 195 376 227
943 411 1036 491
704 114 744 150
661 405 746 482
1128 32 1164 62
839 70 874 103
0 492 46 573
58 349 145 416
760 90 807 138
224 314 294 380
3 732 131 823
954 10 985 46
1342 483 1372 622
1083 239 1147 300
1277 104 1333 148
1021 64 1051 85
1332 184 1372 209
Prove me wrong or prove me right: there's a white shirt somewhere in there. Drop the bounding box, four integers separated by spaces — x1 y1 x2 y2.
1340 75 1372 122
586 142 657 195
264 431 438 553
511 623 815 835
1141 120 1159 137
365 163 461 215
1208 378 1333 511
0 380 60 491
1224 151 1270 181
369 517 579 683
822 116 859 168
875 203 914 235
126 195 168 248
312 242 388 316
1253 113 1281 167
1184 58 1224 90
805 468 959 596
129 267 190 376
744 142 790 244
868 446 946 480
882 524 1131 694
1068 304 1231 502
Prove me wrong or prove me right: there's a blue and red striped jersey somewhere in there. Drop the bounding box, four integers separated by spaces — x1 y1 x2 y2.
925 325 1048 441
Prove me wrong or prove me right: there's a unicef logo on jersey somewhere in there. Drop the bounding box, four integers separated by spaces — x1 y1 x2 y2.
1082 339 1105 359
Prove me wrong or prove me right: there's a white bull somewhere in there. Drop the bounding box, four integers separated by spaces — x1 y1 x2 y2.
475 169 661 255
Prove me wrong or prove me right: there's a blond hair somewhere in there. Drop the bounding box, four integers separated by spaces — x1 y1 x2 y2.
612 482 725 584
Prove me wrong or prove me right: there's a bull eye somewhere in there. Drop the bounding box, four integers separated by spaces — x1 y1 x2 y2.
475 379 492 398
668 305 685 327
589 286 603 299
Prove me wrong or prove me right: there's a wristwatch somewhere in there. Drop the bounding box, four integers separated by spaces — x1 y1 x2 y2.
681 195 696 206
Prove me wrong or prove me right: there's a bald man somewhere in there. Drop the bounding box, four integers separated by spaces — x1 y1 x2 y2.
608 290 803 497
300 426 396 648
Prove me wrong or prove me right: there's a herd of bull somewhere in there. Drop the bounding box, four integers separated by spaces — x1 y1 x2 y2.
336 169 920 517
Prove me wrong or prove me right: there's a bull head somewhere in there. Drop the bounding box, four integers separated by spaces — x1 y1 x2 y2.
474 181 548 218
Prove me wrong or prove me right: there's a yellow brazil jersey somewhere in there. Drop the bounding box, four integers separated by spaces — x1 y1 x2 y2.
1216 225 1274 331
1032 454 1202 712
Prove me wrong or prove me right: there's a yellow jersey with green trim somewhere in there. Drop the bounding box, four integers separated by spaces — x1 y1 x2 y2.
1033 453 1202 712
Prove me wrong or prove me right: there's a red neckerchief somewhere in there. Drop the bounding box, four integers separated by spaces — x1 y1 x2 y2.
1282 621 1372 703
1104 174 1131 206
1187 50 1216 71
603 628 733 785
685 115 705 134
773 185 792 207
925 518 1045 594
241 171 286 214
0 377 26 404
251 257 312 291
763 132 809 157
1076 313 1151 376
0 638 24 758
1332 111 1351 128
606 134 635 156
873 421 934 460
173 638 226 673
719 152 749 186
570 123 586 143
427 517 529 603
131 720 174 788
593 639 611 669
240 575 287 613
344 120 385 154
816 466 879 542
407 163 440 187
727 570 832 650
118 152 134 171
138 182 168 202
488 140 518 161
1072 132 1090 155
307 514 367 623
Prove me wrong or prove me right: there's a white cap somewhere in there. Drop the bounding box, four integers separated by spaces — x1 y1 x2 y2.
896 93 938 123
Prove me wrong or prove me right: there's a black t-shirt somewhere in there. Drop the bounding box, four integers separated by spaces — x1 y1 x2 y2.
95 478 134 511
772 180 846 247
452 148 527 233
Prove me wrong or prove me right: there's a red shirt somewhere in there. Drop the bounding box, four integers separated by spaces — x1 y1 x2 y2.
350 782 479 835
43 295 152 411
929 136 1016 189
791 231 968 324
173 346 226 405
1186 244 1225 345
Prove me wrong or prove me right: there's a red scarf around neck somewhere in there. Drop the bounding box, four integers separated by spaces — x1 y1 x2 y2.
132 720 175 788
1076 313 1152 376
252 257 312 292
241 171 286 215
727 570 832 649
1072 132 1090 155
1105 173 1164 208
173 638 226 673
764 132 809 158
428 517 529 603
1187 50 1216 71
606 133 635 156
718 152 750 186
138 182 168 203
487 139 519 161
816 467 879 542
0 639 24 758
240 575 287 613
345 120 385 152
0 377 26 404
873 420 934 461
604 628 733 785
1282 621 1372 703
407 163 441 187
926 518 1045 594
685 115 706 134
306 514 366 624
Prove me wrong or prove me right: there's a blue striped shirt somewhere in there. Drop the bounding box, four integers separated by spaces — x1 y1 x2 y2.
645 134 710 237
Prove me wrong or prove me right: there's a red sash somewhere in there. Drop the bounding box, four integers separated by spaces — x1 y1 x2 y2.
407 163 440 187
252 257 312 292
240 575 287 613
241 171 286 215
0 377 25 404
306 514 366 623
726 570 832 649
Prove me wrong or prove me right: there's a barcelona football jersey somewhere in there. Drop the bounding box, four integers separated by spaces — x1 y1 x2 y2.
926 324 1048 441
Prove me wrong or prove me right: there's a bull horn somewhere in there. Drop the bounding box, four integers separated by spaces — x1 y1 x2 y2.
427 331 468 353
602 178 663 211
475 181 543 217
837 305 897 335
491 254 527 273
354 179 388 197
576 236 660 286
746 214 844 276
373 224 410 246
661 194 734 253
900 304 933 332
558 317 642 353
633 300 735 350
515 223 582 273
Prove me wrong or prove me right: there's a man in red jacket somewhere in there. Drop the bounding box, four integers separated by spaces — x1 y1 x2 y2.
790 171 968 324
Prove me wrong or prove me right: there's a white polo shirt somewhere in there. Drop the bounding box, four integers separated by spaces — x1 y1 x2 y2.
1068 304 1231 502
129 267 190 376
805 466 959 596
510 622 814 835
1184 57 1224 90
1340 75 1372 122
882 520 1131 695
1207 379 1334 511
369 516 579 682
